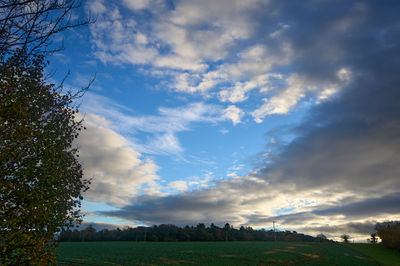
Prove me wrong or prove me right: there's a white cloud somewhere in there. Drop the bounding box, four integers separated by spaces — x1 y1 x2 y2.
86 0 355 125
317 68 352 102
154 22 234 64
88 0 259 71
154 55 207 72
187 173 214 189
168 0 260 40
123 0 150 10
168 43 291 99
251 70 353 122
101 170 400 241
252 87 305 123
317 85 340 102
337 68 352 82
172 71 224 94
220 128 229 134
78 114 160 206
219 82 252 103
82 93 238 156
87 0 107 14
98 173 336 227
228 44 292 79
218 74 283 103
269 23 290 39
87 1 159 65
82 0 400 242
165 172 215 193
223 105 245 125
144 132 184 155
86 1 292 101
168 180 188 192
226 172 238 178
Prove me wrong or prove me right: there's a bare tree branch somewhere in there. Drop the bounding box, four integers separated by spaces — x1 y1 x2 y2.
0 0 94 59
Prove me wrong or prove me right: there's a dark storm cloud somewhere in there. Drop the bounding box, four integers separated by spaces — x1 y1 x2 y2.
301 221 376 235
313 192 400 218
100 192 243 226
277 0 400 83
259 0 400 193
99 0 400 232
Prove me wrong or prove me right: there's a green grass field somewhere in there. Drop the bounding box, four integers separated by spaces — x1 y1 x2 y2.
56 241 400 265
344 243 400 266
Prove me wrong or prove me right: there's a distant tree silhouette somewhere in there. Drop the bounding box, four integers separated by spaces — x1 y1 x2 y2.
370 233 378 244
341 234 350 243
210 223 223 241
223 223 232 241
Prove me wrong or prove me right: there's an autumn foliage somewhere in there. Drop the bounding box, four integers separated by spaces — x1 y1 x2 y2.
0 0 91 264
375 221 400 251
0 52 90 264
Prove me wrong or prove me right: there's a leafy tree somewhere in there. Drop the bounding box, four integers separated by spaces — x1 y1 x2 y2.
81 225 97 241
223 223 232 241
0 0 92 264
209 223 223 241
0 52 89 264
341 234 350 243
370 233 378 244
375 221 400 251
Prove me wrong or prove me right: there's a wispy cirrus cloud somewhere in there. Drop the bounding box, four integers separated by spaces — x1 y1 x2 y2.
82 93 244 156
77 96 240 206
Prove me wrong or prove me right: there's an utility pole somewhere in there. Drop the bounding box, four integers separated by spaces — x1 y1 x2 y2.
273 221 276 241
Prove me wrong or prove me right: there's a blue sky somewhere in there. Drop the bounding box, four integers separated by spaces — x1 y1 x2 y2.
49 0 400 241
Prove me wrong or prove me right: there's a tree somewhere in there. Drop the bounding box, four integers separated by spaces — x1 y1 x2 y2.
223 223 232 241
375 221 400 251
341 234 350 243
370 233 378 244
0 51 90 264
209 223 223 241
0 0 92 59
0 1 92 264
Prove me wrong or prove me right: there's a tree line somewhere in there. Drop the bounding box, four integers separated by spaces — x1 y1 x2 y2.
59 223 330 243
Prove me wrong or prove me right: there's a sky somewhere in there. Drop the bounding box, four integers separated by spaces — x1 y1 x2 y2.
49 0 400 241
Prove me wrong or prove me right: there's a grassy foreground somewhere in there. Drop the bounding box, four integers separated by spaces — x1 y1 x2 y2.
344 243 400 266
56 241 386 265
